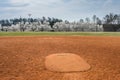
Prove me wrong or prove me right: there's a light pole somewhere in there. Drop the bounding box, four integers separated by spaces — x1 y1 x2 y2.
28 14 32 24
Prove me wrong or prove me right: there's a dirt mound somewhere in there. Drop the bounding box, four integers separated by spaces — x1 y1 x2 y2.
45 53 91 72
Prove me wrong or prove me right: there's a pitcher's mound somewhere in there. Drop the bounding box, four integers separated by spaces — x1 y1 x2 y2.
45 53 91 72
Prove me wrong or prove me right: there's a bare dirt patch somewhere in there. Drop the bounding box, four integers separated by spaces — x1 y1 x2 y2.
0 36 120 80
45 53 91 72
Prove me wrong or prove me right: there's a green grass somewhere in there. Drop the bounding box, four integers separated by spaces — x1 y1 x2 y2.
0 32 120 36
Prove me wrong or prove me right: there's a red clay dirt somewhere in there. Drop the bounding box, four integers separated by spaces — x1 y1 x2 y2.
45 53 91 72
0 36 120 80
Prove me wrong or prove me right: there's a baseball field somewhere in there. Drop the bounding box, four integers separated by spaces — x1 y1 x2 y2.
0 32 120 80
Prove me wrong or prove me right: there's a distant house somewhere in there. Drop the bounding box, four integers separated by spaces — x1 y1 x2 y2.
103 24 120 32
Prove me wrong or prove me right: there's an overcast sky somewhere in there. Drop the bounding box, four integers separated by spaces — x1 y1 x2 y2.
0 0 120 21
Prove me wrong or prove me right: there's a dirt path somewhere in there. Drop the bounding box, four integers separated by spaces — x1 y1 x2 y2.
0 36 120 80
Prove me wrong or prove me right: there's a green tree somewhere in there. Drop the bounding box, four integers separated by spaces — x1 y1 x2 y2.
93 15 97 24
80 19 84 23
104 13 118 24
85 17 90 23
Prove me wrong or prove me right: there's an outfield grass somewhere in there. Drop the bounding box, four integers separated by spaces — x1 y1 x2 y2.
0 32 120 36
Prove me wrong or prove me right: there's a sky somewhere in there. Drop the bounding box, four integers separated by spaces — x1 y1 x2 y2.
0 0 120 21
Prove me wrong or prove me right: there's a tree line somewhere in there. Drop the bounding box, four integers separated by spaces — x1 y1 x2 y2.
0 13 120 32
0 17 63 28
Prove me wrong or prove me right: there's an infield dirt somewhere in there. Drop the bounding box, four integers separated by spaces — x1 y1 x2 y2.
0 36 120 80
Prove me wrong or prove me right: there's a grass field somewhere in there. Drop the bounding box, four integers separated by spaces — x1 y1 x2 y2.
0 32 120 36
